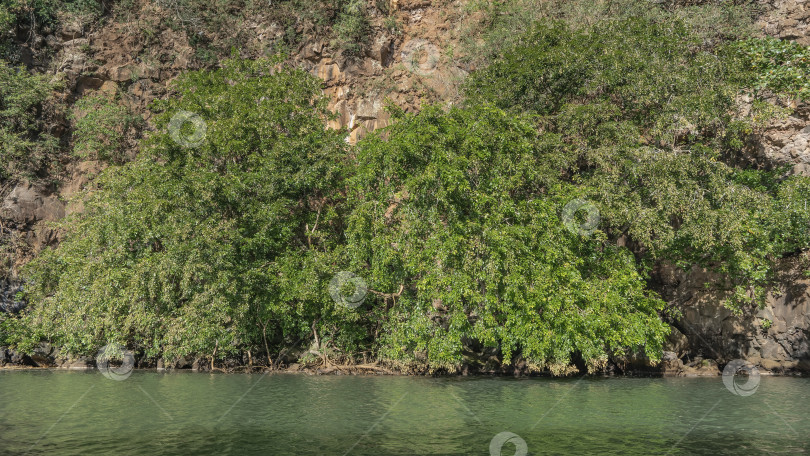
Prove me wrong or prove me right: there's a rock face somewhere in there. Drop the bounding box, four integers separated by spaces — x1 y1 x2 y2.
295 0 468 144
0 182 64 276
0 344 94 369
1 182 65 225
657 255 810 374
757 0 810 46
756 103 810 175
0 280 25 314
653 1 810 374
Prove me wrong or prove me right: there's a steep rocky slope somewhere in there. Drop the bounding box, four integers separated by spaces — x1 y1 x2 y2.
4 0 810 375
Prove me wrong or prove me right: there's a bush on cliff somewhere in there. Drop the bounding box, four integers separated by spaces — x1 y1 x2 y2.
17 56 349 360
464 18 810 313
12 54 670 372
71 91 143 164
13 14 810 373
0 60 62 183
344 104 669 373
734 36 810 100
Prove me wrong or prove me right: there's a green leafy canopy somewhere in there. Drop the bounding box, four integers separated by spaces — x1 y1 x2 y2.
13 14 810 374
19 57 349 360
465 18 810 313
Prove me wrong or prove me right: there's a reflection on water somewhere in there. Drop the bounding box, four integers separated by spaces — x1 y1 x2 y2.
1 370 808 455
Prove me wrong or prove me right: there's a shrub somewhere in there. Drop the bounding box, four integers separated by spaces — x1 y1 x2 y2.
459 0 756 72
333 0 369 56
0 60 61 182
734 36 810 100
61 0 103 21
15 6 810 372
140 0 370 64
464 18 810 313
19 56 349 360
464 18 750 146
15 56 672 372
345 104 669 371
71 92 142 163
0 0 60 46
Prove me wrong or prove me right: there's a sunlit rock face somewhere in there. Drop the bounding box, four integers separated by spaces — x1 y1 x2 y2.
757 0 810 46
1 181 65 225
755 103 810 175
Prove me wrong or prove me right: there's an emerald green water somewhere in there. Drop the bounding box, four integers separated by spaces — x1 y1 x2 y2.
1 370 807 455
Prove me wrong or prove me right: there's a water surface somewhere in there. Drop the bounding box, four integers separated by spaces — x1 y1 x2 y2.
1 370 807 454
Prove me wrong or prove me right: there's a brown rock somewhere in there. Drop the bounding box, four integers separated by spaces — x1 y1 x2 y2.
1 182 65 225
108 65 134 82
62 38 89 48
664 327 689 358
356 97 382 120
366 35 394 65
314 62 343 84
681 359 720 377
100 80 118 94
661 351 683 376
75 75 104 94
300 40 323 61
60 22 84 40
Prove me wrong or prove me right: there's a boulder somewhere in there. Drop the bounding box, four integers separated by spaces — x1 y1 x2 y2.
656 254 810 376
75 75 104 94
366 35 393 65
8 349 33 366
60 22 84 41
1 181 65 225
681 359 720 377
0 281 25 313
29 342 56 367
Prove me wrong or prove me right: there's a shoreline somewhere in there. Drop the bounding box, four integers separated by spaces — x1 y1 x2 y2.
4 343 808 377
2 364 805 378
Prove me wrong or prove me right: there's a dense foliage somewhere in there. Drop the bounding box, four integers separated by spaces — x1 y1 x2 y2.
0 0 102 59
332 0 369 56
345 105 668 372
9 53 670 372
8 8 810 374
0 60 62 182
17 57 349 360
734 36 810 100
465 18 810 312
123 0 375 63
459 0 756 71
71 92 142 163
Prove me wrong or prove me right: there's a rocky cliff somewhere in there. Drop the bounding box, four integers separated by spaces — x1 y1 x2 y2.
4 0 810 375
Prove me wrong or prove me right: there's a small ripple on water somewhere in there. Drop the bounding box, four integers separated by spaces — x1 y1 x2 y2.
1 371 809 455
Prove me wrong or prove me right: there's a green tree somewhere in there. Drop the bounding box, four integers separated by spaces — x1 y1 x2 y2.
464 18 810 313
344 104 669 373
71 91 142 164
18 57 349 361
734 36 810 100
